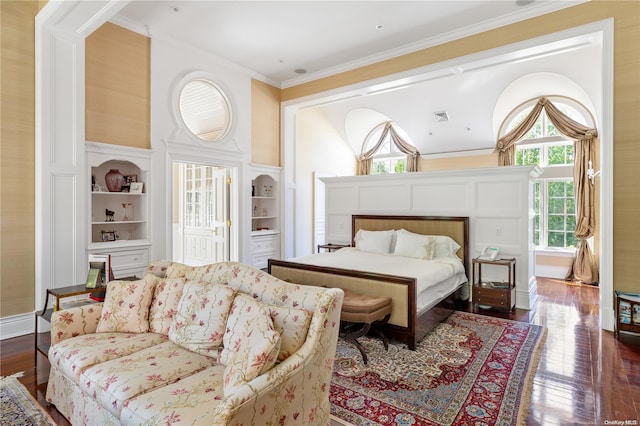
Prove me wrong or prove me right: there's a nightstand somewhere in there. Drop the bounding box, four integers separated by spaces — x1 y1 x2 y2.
317 243 350 253
472 257 516 313
615 291 640 339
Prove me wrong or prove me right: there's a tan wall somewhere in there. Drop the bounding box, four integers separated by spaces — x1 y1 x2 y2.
0 1 43 317
419 152 499 171
284 2 640 294
251 79 281 166
85 22 150 149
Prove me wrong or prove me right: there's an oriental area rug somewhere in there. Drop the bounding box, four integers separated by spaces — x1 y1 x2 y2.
0 372 56 426
330 311 546 426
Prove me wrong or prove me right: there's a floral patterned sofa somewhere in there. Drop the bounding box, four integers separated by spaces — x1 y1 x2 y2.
45 261 344 425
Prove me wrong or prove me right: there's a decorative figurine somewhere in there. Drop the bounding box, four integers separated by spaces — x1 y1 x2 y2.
105 209 115 222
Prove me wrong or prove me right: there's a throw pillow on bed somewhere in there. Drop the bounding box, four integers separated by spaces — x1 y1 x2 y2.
223 294 281 395
355 229 395 254
394 229 437 260
434 235 461 258
168 281 236 357
96 277 155 333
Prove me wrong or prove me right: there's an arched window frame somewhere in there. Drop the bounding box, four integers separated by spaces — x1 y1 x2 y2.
360 121 416 175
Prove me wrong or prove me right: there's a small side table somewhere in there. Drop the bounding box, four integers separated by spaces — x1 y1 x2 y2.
35 285 106 362
615 291 640 339
472 257 516 313
317 243 350 253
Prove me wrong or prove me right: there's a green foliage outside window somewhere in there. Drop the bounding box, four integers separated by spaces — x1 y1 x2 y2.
546 181 577 248
394 158 406 173
516 147 540 166
372 161 388 174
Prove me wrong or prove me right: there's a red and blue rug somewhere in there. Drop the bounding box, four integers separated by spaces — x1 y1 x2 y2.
330 311 546 425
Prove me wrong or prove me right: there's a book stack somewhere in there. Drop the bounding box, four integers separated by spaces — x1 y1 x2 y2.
618 293 640 325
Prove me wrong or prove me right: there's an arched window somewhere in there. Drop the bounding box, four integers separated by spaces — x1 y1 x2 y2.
504 100 590 251
359 122 418 175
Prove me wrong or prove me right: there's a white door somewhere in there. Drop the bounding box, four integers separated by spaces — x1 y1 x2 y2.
180 164 229 265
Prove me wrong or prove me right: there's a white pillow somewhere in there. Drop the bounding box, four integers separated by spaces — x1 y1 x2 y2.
354 229 395 254
393 229 436 260
433 235 461 258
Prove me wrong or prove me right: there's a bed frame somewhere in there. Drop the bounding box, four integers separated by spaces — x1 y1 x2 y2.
268 215 469 350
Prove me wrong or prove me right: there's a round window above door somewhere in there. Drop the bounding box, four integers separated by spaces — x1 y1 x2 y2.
176 76 233 143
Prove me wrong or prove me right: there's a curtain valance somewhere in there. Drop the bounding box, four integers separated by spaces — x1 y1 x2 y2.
357 122 420 175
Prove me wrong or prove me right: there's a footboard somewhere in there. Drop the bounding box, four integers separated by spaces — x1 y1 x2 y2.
269 259 418 349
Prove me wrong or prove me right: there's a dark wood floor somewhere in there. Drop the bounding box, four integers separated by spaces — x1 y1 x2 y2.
2 277 640 425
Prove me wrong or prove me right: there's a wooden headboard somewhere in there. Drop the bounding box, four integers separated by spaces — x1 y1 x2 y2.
351 215 470 276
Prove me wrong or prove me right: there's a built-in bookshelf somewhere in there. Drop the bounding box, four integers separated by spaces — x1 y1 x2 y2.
87 143 151 279
250 164 281 269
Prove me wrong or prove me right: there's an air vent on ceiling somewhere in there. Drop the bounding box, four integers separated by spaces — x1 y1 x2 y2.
434 111 449 122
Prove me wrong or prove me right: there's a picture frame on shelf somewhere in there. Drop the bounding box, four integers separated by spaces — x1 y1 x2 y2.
100 230 116 242
124 174 138 184
129 182 144 194
120 174 137 192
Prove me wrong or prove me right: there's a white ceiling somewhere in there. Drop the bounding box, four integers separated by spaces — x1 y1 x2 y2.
114 0 584 87
114 0 600 156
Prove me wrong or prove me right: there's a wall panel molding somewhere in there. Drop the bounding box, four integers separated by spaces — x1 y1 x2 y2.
322 166 541 310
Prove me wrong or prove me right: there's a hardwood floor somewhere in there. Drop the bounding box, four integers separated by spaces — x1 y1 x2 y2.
2 277 639 425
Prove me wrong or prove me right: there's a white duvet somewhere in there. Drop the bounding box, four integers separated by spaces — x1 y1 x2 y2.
288 247 468 312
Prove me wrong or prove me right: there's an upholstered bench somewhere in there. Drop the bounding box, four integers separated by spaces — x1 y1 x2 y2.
340 289 392 364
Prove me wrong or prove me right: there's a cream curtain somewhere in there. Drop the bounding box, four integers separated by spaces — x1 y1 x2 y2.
496 97 599 284
357 122 420 175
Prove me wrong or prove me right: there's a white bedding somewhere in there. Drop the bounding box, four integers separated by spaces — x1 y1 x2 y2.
287 248 468 313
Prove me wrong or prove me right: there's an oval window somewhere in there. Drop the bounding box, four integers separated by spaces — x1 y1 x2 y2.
179 79 232 142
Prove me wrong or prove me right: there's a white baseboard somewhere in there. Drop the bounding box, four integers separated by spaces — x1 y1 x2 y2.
0 312 35 339
535 265 569 280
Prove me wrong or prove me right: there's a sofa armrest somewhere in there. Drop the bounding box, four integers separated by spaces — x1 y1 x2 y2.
213 288 344 425
49 303 103 345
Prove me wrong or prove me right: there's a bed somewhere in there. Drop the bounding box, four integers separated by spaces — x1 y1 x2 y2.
268 215 469 350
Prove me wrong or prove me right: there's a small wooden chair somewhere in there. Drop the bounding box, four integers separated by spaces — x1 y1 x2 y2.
339 289 392 364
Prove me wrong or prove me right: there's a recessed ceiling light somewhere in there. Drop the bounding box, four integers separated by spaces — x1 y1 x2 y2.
434 111 449 122
169 5 180 13
294 68 307 74
376 24 384 30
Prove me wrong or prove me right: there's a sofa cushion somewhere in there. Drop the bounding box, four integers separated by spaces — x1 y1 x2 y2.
80 341 216 418
221 296 311 365
148 277 187 335
169 281 236 357
184 262 230 284
120 365 226 425
223 295 281 395
96 278 155 333
49 332 168 382
165 262 196 279
145 259 173 278
267 304 312 362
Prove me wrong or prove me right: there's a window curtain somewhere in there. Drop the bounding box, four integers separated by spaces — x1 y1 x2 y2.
496 97 599 284
357 122 420 175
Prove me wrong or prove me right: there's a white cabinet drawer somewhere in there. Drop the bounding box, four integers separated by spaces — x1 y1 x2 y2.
109 249 149 271
252 253 275 270
252 235 278 254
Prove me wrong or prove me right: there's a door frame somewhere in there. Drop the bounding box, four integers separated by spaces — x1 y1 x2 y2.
166 151 241 265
